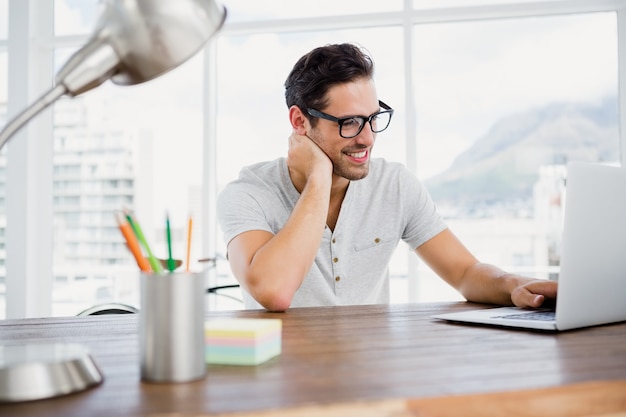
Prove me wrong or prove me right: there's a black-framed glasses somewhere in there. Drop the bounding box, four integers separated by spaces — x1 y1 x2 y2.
307 100 394 139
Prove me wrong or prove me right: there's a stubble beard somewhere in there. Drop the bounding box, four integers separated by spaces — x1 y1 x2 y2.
333 156 370 181
309 129 372 181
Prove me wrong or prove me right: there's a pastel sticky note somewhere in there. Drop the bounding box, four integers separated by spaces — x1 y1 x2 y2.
205 318 282 365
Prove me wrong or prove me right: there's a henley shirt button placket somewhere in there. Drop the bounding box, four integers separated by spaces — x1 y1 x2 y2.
331 237 342 288
333 257 341 285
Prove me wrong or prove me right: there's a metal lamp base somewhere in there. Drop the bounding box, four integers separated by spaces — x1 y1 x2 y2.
0 343 103 402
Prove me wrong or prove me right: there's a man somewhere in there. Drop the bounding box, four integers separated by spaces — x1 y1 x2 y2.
217 43 557 311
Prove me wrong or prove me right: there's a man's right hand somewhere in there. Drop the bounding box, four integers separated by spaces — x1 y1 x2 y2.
287 132 333 192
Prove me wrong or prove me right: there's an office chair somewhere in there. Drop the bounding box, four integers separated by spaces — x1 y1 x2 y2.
76 255 242 315
77 302 139 316
200 256 243 304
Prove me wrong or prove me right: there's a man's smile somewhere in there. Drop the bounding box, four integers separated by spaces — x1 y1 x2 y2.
345 149 369 163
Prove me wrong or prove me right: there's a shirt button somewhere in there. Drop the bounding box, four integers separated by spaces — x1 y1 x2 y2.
374 237 381 243
333 257 338 263
332 238 336 244
335 276 341 282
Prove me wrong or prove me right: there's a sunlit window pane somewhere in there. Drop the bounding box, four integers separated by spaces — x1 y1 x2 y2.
414 0 573 8
51 49 204 316
54 0 98 36
0 0 7 40
222 0 402 22
0 49 6 318
413 12 619 301
0 50 6 124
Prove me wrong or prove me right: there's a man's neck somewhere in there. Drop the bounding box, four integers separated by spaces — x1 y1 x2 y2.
288 167 349 231
326 175 350 231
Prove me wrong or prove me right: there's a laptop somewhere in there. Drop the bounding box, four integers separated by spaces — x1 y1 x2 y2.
432 161 626 331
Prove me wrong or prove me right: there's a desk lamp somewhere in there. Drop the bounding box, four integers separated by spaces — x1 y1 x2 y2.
0 0 226 402
0 0 226 149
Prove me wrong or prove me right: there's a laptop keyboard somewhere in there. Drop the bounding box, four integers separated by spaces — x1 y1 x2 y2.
493 310 556 321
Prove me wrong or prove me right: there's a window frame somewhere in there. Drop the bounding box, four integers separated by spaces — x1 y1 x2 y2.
3 0 626 318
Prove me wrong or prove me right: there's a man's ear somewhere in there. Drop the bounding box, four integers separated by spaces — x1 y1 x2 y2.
288 105 308 135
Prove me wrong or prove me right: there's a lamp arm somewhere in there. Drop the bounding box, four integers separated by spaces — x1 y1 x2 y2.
55 39 120 97
0 0 227 152
0 84 67 151
0 39 121 151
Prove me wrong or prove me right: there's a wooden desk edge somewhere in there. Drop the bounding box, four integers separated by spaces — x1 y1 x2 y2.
145 379 626 417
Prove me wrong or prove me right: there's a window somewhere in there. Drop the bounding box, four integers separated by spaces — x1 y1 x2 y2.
51 53 205 316
0 0 6 316
0 0 6 40
414 0 574 8
223 0 402 22
412 12 619 300
54 0 97 36
0 1 623 318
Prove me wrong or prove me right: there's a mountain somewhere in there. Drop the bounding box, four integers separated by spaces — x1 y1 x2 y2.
423 95 619 207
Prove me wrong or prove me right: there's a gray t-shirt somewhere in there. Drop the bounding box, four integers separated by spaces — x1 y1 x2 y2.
217 157 447 309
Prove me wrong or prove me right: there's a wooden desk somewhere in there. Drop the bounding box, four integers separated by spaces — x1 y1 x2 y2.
0 302 625 416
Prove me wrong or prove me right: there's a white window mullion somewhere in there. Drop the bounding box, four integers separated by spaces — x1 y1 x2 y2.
202 39 219 292
618 7 626 165
403 0 420 303
6 0 54 318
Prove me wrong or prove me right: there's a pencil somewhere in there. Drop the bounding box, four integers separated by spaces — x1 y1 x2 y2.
185 214 193 272
124 208 163 273
166 213 176 272
115 211 151 272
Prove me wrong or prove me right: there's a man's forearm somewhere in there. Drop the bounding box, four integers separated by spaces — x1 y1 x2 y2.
458 263 522 306
245 177 330 310
458 263 555 308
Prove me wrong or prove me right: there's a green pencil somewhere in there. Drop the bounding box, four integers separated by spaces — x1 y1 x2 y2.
125 209 163 273
166 213 176 272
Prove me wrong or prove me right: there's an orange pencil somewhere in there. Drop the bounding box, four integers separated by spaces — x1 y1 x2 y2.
115 211 151 272
185 214 193 272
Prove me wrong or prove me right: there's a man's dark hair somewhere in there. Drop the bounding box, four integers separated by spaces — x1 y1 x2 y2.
284 43 374 127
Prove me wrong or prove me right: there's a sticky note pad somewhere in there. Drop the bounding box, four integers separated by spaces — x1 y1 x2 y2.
205 318 282 365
